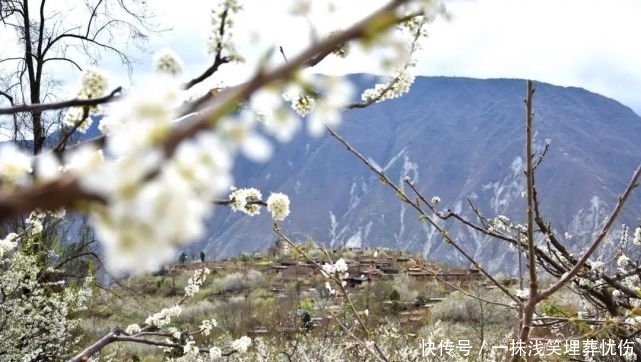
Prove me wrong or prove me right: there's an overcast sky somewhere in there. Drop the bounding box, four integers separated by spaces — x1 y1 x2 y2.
1 1 639 116
138 0 641 115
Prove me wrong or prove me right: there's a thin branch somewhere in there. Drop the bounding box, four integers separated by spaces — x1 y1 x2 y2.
539 165 641 300
183 6 231 90
326 125 520 304
41 56 83 71
0 57 26 65
0 87 122 115
67 327 239 362
0 90 14 105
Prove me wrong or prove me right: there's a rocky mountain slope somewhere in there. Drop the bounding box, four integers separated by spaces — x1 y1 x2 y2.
195 75 641 274
12 75 637 274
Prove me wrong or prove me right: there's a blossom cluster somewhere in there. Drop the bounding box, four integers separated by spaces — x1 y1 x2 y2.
321 258 349 279
361 68 415 103
229 187 291 221
0 232 18 258
63 68 109 132
281 74 355 136
266 192 291 221
230 187 262 216
0 143 33 184
185 267 211 297
207 0 244 62
0 214 93 361
145 305 182 328
154 48 184 76
230 335 252 353
200 319 218 336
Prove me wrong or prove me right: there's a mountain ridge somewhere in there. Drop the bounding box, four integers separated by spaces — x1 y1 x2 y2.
195 75 641 274
3 74 638 274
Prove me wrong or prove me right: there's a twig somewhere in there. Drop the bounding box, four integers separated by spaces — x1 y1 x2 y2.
326 125 520 304
539 164 640 300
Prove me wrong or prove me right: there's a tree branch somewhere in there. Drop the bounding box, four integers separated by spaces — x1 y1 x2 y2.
0 87 122 115
539 165 641 300
184 6 230 90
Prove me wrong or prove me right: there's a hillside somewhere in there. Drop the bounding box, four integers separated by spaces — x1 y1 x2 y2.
15 75 639 274
195 75 641 273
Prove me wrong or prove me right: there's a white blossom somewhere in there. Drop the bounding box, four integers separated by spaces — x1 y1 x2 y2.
219 111 272 162
283 83 315 117
325 281 336 295
207 0 243 61
183 340 197 353
145 305 182 328
125 324 141 335
321 258 349 280
79 68 108 99
618 254 631 268
361 69 415 103
230 187 263 216
307 76 354 136
230 336 251 353
200 319 217 336
259 107 301 143
185 268 211 297
26 210 45 235
590 260 605 273
34 152 62 182
515 289 529 299
167 131 233 199
209 346 222 359
266 192 291 221
634 227 641 246
0 143 33 184
63 68 108 131
168 327 182 339
0 232 18 258
334 258 348 273
98 78 182 156
153 48 184 76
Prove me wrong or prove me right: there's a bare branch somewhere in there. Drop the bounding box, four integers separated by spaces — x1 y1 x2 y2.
326 125 520 303
67 327 239 362
41 57 83 71
539 165 641 300
0 90 14 105
0 87 122 115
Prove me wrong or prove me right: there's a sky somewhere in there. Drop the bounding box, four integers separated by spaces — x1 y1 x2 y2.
0 0 640 116
140 0 641 115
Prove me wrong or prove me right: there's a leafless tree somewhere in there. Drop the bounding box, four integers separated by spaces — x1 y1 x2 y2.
0 0 158 154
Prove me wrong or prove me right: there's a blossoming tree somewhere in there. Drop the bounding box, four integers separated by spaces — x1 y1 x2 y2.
3 0 637 360
0 0 450 360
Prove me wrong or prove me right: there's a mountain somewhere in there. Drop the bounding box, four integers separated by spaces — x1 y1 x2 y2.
193 75 641 274
5 75 638 274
